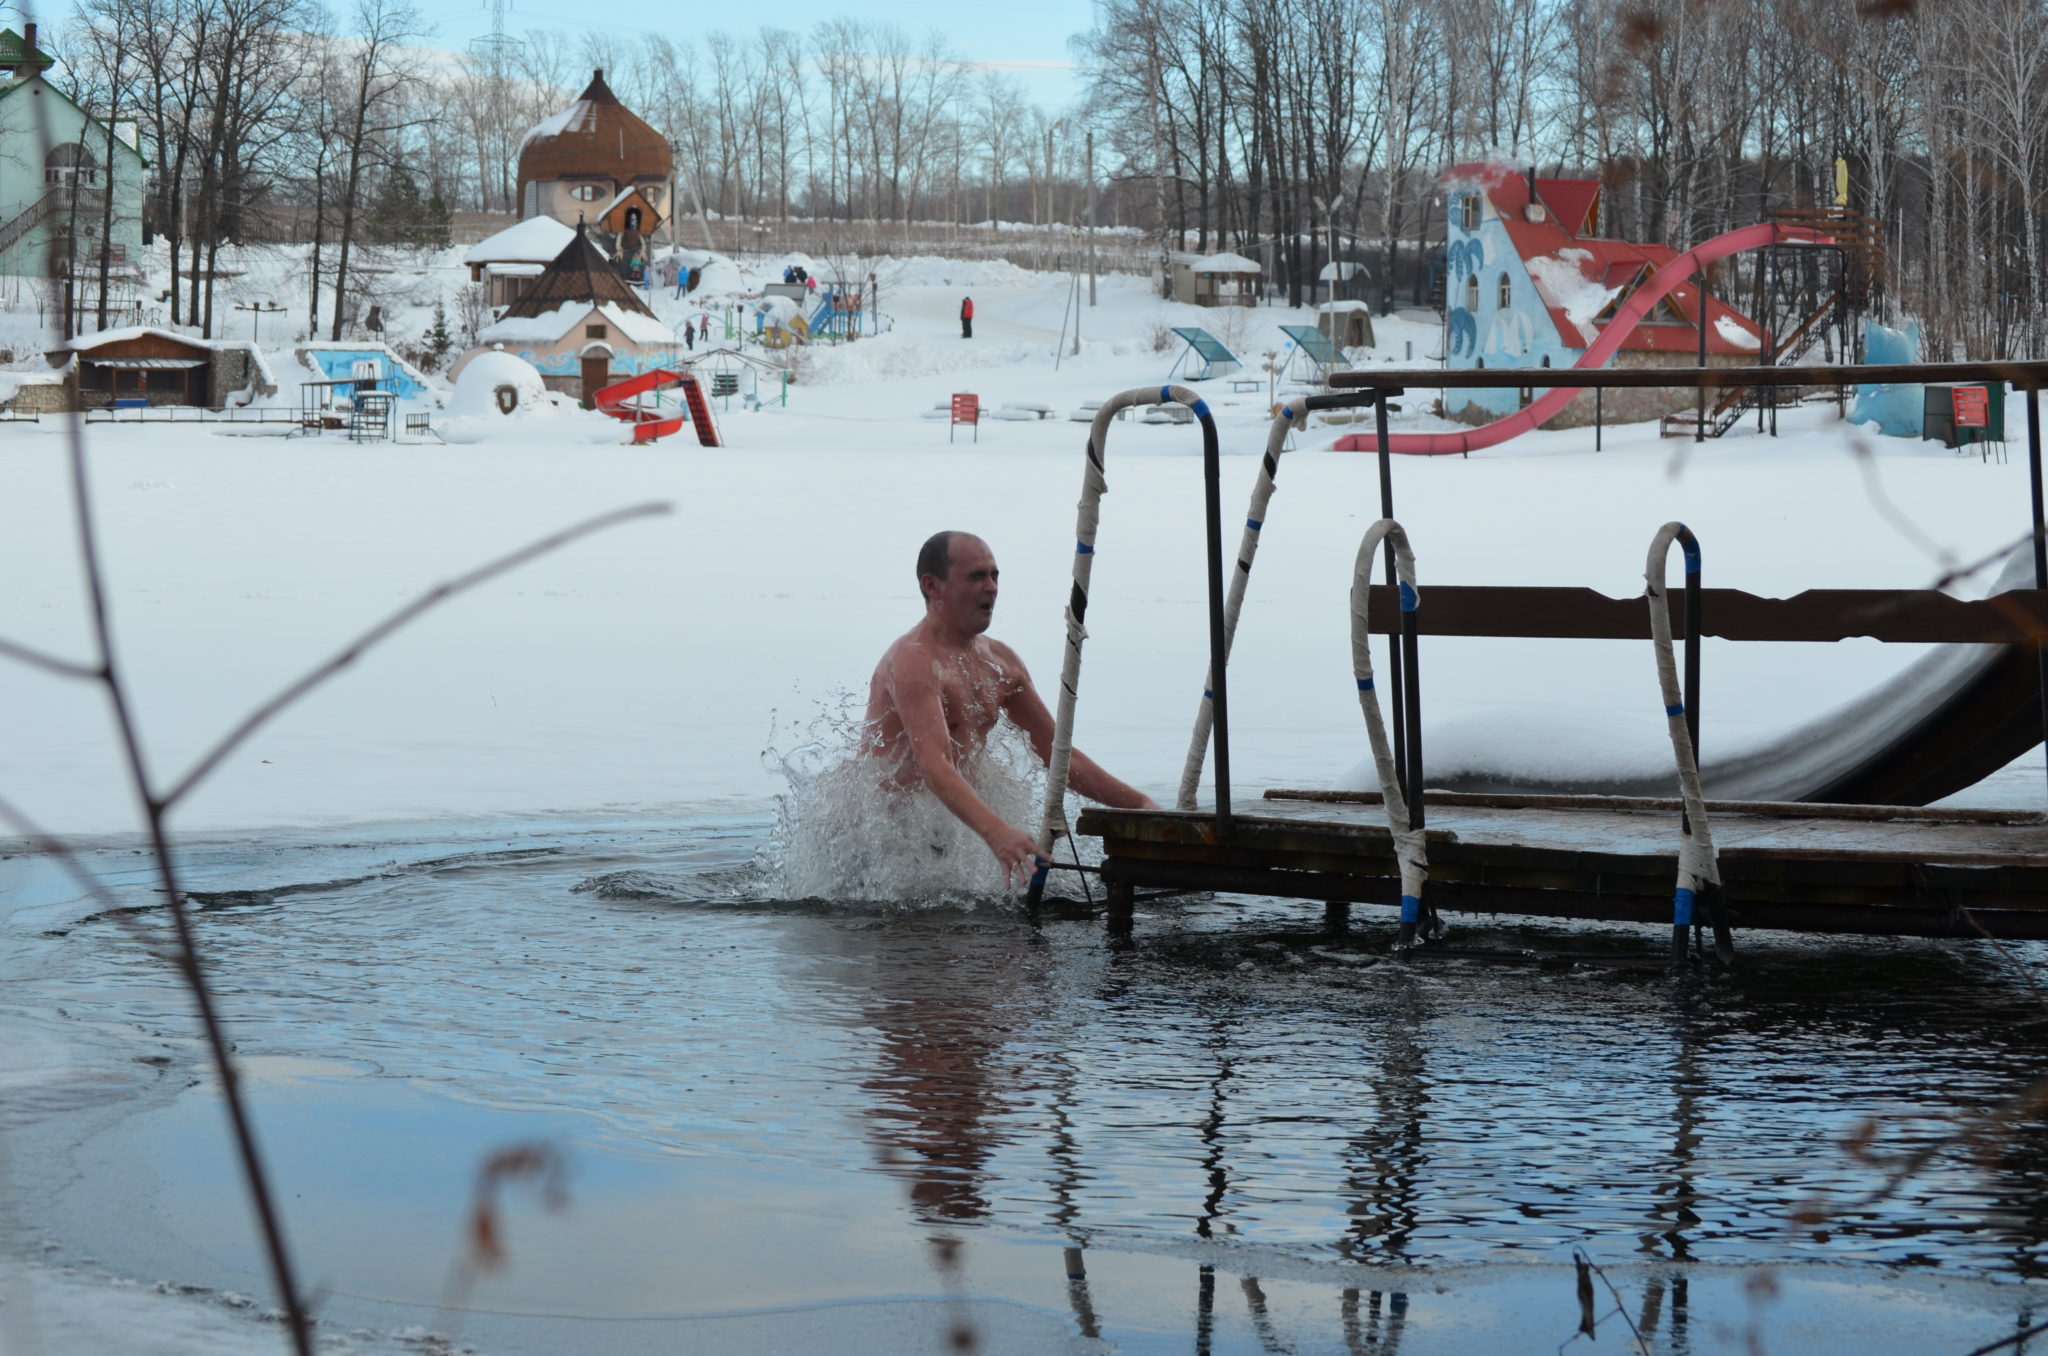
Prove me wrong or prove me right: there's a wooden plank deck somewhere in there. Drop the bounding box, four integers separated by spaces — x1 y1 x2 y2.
1074 790 2048 939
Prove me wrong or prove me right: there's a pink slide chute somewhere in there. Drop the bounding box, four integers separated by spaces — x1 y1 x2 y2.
1335 222 1830 456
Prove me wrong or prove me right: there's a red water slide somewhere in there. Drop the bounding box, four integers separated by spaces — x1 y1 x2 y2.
1334 222 1829 456
594 369 723 446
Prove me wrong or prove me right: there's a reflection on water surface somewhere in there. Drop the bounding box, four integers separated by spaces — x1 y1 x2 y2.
9 816 2048 1350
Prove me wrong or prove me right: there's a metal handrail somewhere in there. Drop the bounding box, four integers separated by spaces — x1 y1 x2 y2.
1177 389 1399 810
1645 522 1723 969
1030 384 1229 906
1350 518 1431 948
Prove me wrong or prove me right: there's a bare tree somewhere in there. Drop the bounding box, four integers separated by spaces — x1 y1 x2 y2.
329 0 427 341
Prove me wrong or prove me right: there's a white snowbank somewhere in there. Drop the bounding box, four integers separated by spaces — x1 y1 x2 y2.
53 325 208 353
1524 249 1623 341
465 215 576 266
517 98 593 153
479 300 674 347
449 348 550 417
1717 313 1763 350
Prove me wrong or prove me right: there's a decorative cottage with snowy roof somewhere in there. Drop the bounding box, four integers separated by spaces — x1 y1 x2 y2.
448 222 675 401
517 70 671 241
1440 161 1767 428
465 215 578 308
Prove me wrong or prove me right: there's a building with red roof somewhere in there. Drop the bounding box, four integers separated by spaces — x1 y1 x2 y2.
1441 161 1768 427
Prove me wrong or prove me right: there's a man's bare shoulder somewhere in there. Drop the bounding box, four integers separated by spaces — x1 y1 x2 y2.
874 626 940 684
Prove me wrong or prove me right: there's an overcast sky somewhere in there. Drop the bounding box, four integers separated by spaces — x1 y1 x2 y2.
409 0 1098 112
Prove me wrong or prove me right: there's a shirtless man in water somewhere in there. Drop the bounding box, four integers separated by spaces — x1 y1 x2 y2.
866 531 1157 887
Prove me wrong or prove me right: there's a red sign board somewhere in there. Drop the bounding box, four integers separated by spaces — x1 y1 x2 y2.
1952 386 1990 428
949 393 980 443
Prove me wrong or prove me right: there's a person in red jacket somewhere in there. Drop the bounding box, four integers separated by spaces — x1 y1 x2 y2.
960 295 973 339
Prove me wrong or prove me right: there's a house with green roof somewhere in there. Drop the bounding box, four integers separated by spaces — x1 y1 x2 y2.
0 24 148 284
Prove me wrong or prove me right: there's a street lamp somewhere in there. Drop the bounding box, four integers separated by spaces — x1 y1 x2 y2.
233 300 286 346
1312 193 1345 305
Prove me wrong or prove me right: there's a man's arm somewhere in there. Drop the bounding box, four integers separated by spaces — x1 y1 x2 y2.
886 652 1044 886
996 645 1157 811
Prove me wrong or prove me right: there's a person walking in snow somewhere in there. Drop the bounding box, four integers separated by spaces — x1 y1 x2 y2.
960 296 973 339
684 318 696 351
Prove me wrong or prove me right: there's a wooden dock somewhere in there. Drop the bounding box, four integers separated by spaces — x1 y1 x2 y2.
1076 790 2048 940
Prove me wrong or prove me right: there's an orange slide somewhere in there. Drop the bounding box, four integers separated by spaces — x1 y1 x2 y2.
594 369 723 446
1335 222 1828 455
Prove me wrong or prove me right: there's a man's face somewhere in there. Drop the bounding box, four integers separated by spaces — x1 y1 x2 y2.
925 535 999 635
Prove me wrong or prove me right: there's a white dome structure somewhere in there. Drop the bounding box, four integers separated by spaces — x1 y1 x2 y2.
451 348 550 418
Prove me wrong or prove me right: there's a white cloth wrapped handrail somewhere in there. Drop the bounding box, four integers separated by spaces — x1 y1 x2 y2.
1349 519 1429 925
1035 384 1213 855
1176 401 1311 810
1645 522 1720 953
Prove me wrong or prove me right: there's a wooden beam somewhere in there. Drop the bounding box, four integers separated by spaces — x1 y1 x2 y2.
1329 360 2048 391
1358 584 2048 643
1262 788 2047 826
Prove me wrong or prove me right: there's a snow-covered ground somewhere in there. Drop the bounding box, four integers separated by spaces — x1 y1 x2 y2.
1 247 2037 838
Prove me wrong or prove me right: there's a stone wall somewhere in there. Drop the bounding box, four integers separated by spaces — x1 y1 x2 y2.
1 379 71 414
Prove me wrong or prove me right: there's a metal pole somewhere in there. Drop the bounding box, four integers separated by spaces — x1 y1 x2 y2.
1376 389 1407 794
2029 386 2047 807
1696 267 1708 444
1595 386 1603 452
1202 408 1232 837
1086 131 1097 307
1401 601 1423 831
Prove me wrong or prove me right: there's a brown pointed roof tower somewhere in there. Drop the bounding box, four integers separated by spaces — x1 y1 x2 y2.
516 69 672 210
499 221 658 321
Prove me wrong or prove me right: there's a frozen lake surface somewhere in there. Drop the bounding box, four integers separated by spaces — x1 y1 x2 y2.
8 811 2048 1353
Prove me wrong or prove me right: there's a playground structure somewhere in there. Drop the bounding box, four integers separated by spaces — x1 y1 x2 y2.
592 369 721 445
807 281 868 340
1278 324 1349 386
1165 327 1244 383
299 374 402 440
1028 362 2048 957
1332 220 1837 455
1658 205 1886 439
1164 323 1363 396
687 346 788 411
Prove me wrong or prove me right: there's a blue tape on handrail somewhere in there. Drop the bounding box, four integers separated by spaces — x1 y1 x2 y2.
1076 541 1093 555
1398 581 1419 612
1673 886 1696 927
1160 385 1172 403
1665 702 1684 717
1247 517 1263 530
1400 895 1421 923
1203 690 1213 700
1281 405 1295 420
1357 677 1374 691
1191 399 1211 419
1681 537 1701 574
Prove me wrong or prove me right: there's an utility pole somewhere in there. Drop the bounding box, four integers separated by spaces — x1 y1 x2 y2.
1086 131 1097 307
467 0 520 212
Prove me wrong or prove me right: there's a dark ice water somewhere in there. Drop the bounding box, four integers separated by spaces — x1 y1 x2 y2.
8 815 2048 1351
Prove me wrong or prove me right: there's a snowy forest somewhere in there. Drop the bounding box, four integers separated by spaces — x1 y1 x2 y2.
29 0 2048 358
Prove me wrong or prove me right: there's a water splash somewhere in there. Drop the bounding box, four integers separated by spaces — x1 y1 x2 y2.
759 693 1051 905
